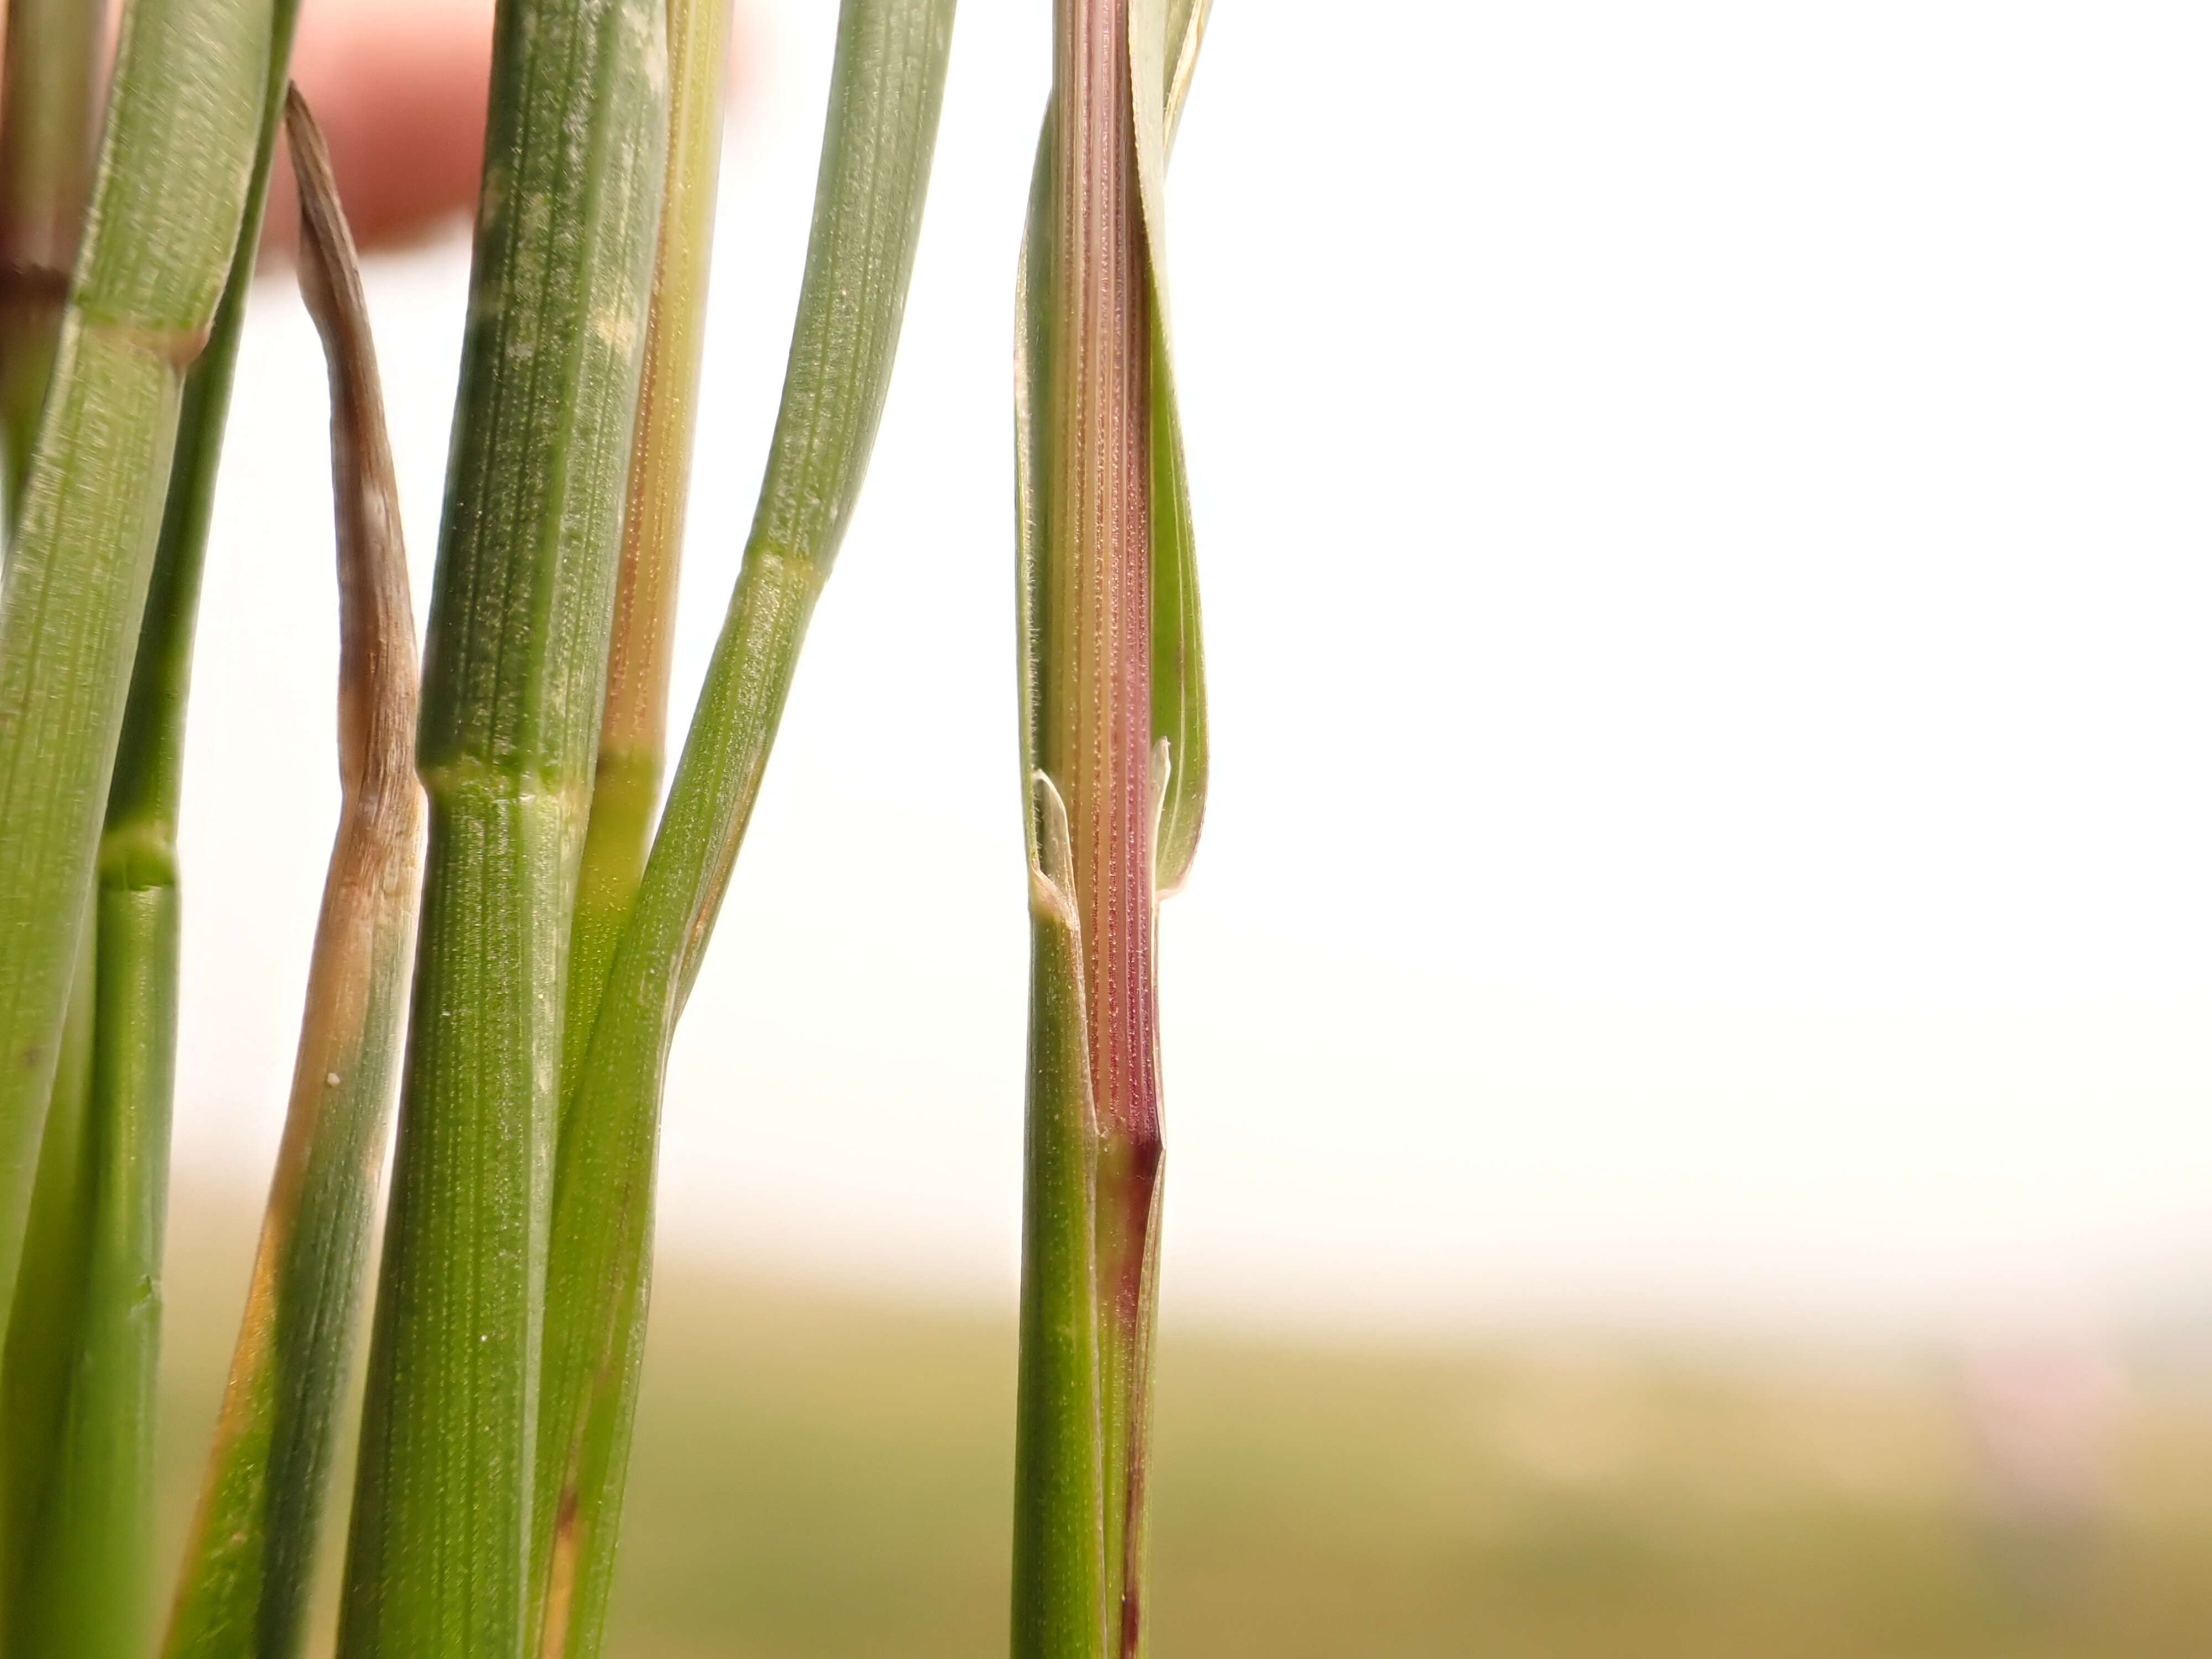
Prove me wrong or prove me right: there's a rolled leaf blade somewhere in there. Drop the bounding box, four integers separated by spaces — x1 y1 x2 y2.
1131 0 1208 894
161 86 424 1659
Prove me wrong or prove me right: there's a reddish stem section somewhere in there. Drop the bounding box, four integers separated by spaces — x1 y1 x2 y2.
1048 0 1155 1167
1045 3 1159 1651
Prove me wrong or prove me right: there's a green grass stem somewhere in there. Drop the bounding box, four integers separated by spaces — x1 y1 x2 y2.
4 4 306 1640
0 920 95 1637
2 868 180 1658
1010 2 1207 1653
0 0 274 1384
335 0 667 1651
110 0 309 893
1009 776 1109 1659
531 4 954 1652
161 87 423 1659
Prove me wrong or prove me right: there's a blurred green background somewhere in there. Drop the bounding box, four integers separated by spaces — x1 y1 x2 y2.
155 1204 2212 1659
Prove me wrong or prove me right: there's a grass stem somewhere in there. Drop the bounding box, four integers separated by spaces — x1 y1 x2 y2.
2 10 314 1647
561 0 738 1128
335 0 667 1650
533 6 954 1652
3 867 180 1658
1010 2 1207 1652
0 0 275 1390
0 919 95 1642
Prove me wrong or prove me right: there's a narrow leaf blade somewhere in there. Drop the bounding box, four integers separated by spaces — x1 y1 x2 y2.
161 87 424 1659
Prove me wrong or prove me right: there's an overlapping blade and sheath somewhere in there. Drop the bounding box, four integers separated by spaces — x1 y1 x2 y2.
1010 3 1209 1657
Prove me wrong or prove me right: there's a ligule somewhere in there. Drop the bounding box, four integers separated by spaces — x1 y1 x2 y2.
161 87 424 1659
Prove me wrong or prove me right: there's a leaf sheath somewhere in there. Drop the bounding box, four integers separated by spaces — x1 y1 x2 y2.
51 8 317 1648
0 0 273 1375
1010 2 1207 1654
0 920 95 1634
3 879 177 1659
334 0 666 1652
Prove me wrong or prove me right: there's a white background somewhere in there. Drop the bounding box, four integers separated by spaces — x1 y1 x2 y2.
173 1 2212 1335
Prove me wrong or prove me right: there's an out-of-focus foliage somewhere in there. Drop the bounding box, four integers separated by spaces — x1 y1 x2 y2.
156 1213 2212 1659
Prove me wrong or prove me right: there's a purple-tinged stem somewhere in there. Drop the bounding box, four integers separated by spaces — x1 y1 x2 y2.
1041 0 1159 1648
